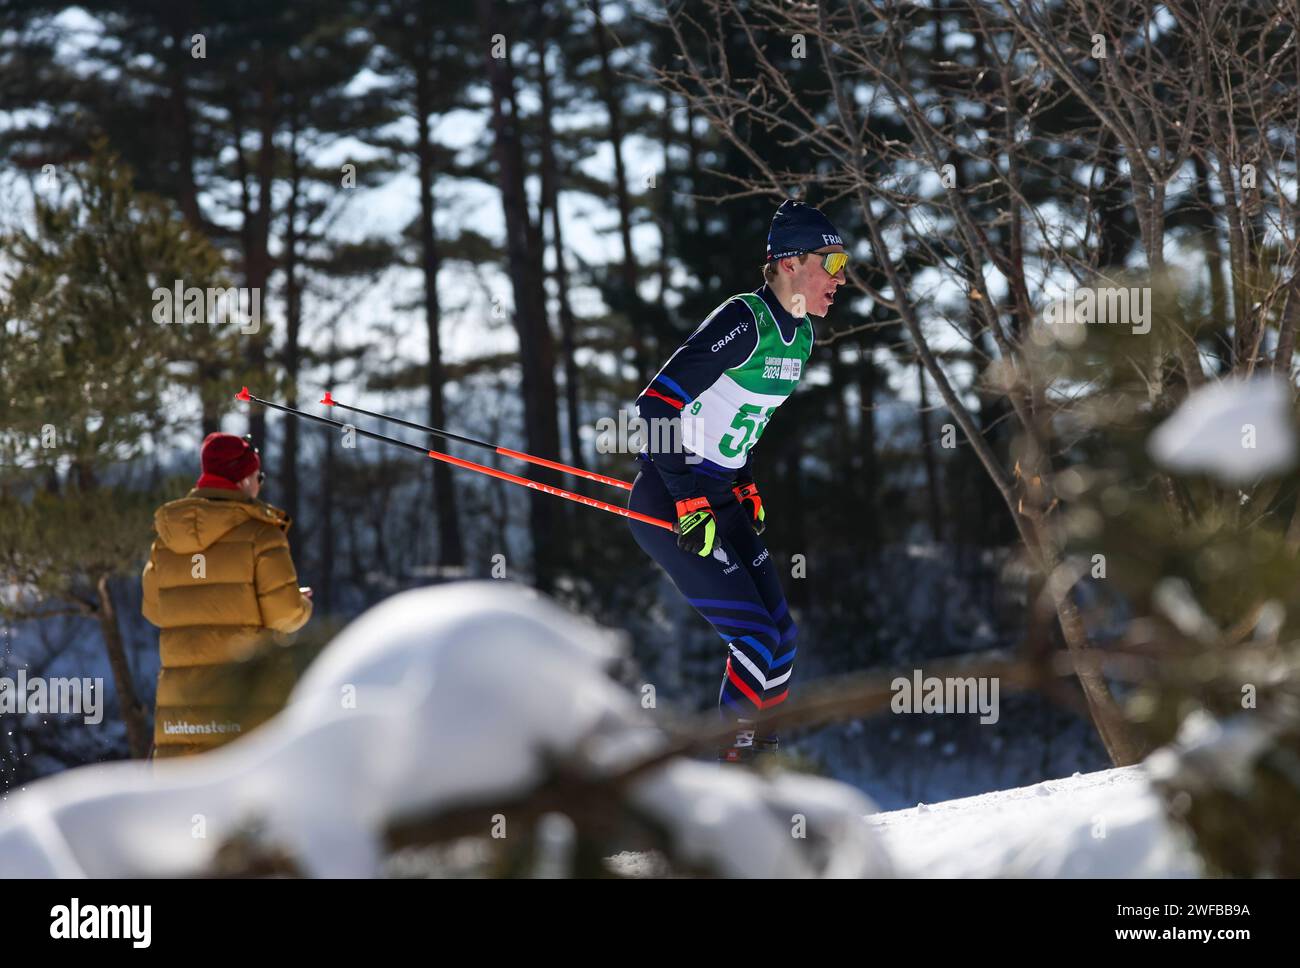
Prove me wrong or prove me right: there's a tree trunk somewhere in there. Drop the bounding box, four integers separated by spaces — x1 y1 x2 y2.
166 18 221 437
95 575 150 758
1192 153 1229 335
319 350 339 614
477 0 562 590
537 40 585 470
1093 131 1133 272
916 355 944 543
1048 564 1147 765
243 57 277 452
656 91 674 304
857 341 878 548
590 0 647 386
166 15 202 230
1274 277 1300 380
282 103 302 530
784 436 808 611
414 18 465 569
829 344 850 477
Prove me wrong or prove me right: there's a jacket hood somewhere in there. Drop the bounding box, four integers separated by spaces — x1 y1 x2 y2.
153 489 289 554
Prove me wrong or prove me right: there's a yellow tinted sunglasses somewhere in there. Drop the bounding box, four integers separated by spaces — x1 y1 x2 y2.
817 251 849 276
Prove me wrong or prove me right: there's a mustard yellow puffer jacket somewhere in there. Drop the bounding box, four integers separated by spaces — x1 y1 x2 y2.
141 487 311 758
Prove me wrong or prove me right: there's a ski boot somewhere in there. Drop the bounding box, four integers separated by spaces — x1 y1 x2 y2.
717 720 757 764
718 745 758 764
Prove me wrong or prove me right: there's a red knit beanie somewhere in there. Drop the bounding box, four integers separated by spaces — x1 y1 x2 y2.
196 432 260 488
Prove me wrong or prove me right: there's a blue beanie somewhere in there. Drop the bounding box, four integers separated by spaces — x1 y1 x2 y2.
765 199 844 261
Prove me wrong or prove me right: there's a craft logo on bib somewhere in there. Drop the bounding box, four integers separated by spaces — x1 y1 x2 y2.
762 356 802 381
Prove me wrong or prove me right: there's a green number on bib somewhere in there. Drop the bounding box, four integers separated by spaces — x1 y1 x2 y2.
690 401 702 415
718 404 775 458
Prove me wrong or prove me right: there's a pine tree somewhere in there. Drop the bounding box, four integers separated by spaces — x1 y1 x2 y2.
0 144 233 757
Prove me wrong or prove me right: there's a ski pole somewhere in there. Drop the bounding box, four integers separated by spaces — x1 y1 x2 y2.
235 388 676 532
318 390 633 491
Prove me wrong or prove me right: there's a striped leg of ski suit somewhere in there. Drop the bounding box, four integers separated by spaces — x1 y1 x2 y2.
627 467 797 723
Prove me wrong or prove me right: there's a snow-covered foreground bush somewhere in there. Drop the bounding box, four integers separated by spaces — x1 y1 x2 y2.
0 582 893 878
1147 375 1297 484
0 581 1210 878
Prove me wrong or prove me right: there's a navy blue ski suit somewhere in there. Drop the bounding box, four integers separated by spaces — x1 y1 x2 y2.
627 283 799 724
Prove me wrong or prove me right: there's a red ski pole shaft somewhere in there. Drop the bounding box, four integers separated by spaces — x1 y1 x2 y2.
422 449 674 531
236 388 674 532
319 391 633 492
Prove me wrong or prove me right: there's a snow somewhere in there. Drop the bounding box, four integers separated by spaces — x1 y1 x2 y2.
1145 708 1276 798
867 764 1202 877
1148 375 1296 483
0 581 1208 878
606 764 1200 878
0 581 891 878
632 762 894 877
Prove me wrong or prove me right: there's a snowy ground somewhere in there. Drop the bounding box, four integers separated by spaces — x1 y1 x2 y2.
607 764 1203 878
867 764 1202 877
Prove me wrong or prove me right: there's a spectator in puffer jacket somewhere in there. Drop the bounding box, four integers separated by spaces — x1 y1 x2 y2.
141 432 312 759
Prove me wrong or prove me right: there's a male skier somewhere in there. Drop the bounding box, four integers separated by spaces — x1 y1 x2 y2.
627 199 848 762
